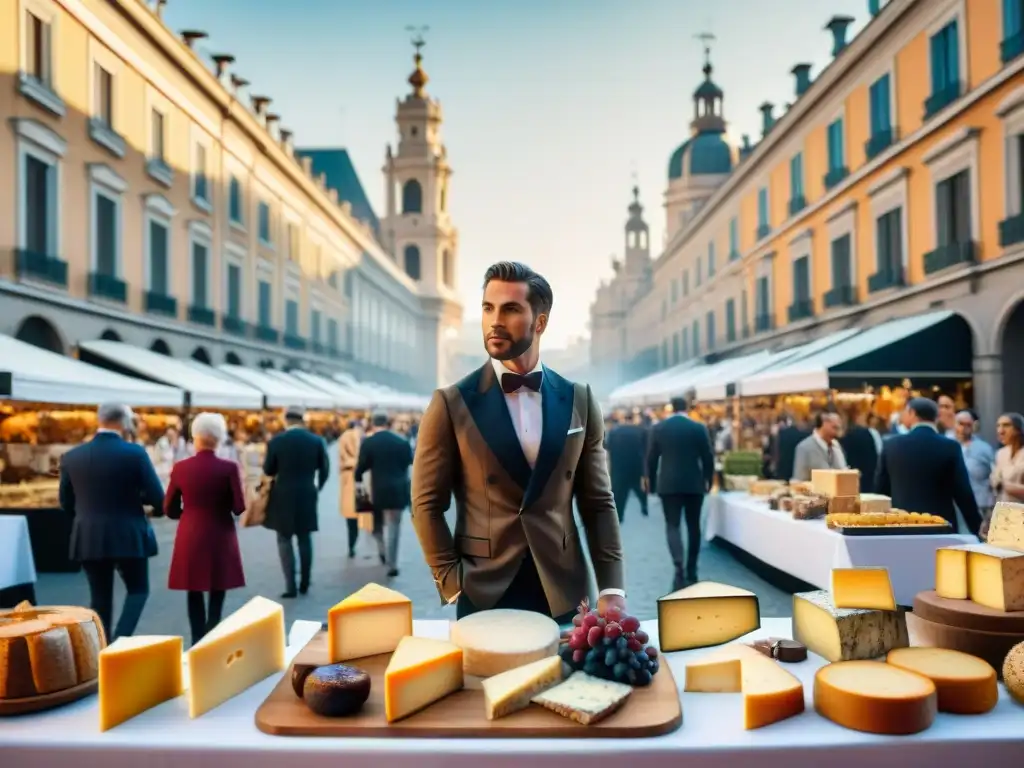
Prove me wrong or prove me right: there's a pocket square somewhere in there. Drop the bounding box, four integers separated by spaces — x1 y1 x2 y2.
566 426 584 436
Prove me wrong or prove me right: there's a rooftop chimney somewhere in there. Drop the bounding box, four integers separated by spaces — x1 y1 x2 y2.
210 54 234 79
279 128 293 154
250 95 270 118
739 134 755 161
229 74 248 95
265 113 280 134
759 102 775 137
791 63 812 97
154 0 167 19
179 30 207 49
328 188 338 204
316 172 327 188
300 156 313 175
826 16 855 57
868 0 881 16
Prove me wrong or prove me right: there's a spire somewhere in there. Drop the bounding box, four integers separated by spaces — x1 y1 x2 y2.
691 31 725 135
406 26 430 97
628 184 642 218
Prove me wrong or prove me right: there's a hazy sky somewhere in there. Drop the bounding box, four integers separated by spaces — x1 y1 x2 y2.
163 0 868 348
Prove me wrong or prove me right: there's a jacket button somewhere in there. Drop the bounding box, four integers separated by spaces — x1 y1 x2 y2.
487 474 497 485
565 470 573 480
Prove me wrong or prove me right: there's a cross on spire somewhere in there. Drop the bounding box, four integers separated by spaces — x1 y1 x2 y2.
405 25 430 96
695 31 716 78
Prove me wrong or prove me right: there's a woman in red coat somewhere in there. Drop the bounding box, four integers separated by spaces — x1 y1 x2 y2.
164 412 246 645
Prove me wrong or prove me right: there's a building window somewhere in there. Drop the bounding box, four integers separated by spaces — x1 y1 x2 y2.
258 280 272 327
923 128 979 273
708 241 716 277
94 64 113 126
725 298 736 342
13 119 64 269
25 155 52 255
706 310 716 351
873 208 904 290
790 255 812 321
670 279 678 304
998 89 1024 247
825 118 847 188
327 318 339 351
229 177 243 225
404 244 421 280
757 187 770 237
691 321 700 357
151 109 165 162
311 309 322 344
789 153 805 213
682 269 689 295
926 19 962 118
25 10 51 85
258 201 272 245
192 142 210 207
287 222 300 261
442 249 453 286
682 331 690 360
936 171 971 247
660 339 668 368
695 256 703 287
671 333 680 364
191 239 210 308
226 263 241 318
89 165 126 283
867 74 893 159
402 179 422 214
285 299 299 336
1005 0 1024 63
147 220 169 295
729 217 739 259
830 234 852 289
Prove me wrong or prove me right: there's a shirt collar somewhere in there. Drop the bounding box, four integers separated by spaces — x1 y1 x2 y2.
491 357 543 386
912 422 938 433
812 430 834 451
95 428 121 437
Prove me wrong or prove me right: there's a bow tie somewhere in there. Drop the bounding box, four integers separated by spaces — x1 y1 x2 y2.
501 370 542 394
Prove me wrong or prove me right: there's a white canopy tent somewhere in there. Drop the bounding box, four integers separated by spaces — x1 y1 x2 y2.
330 373 428 410
76 340 262 409
641 351 776 406
218 366 335 409
289 371 371 410
0 334 182 407
607 359 706 407
739 311 961 397
261 369 359 410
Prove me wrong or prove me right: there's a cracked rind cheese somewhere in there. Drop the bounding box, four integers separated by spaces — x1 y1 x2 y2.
328 583 412 662
481 655 563 720
450 609 560 677
936 546 969 600
936 543 1024 611
531 671 631 725
186 595 285 718
886 647 998 715
987 502 1024 552
98 636 183 731
830 567 896 611
657 581 761 652
814 660 937 735
792 590 908 662
384 636 463 723
811 469 860 498
684 643 804 729
856 494 892 514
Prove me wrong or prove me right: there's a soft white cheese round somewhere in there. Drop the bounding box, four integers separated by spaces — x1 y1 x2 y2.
450 609 561 677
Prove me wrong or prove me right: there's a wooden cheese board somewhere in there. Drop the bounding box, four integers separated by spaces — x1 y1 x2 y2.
0 678 97 716
913 590 1024 633
833 524 952 536
254 631 683 738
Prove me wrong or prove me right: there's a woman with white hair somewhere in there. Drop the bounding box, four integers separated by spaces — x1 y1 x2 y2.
164 412 247 645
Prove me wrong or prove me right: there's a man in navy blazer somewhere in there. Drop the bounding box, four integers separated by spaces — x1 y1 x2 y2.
59 403 165 640
875 397 982 535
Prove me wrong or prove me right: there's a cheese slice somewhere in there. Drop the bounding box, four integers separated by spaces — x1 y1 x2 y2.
830 567 896 611
450 609 560 677
886 647 998 715
481 655 563 720
814 660 937 734
384 635 463 722
935 546 969 599
987 502 1024 552
792 590 908 662
531 671 632 725
811 469 860 498
684 643 804 729
186 595 285 718
328 582 412 662
856 494 891 514
965 543 1024 612
98 636 182 731
657 581 760 652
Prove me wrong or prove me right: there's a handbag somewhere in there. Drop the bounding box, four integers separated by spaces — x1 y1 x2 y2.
241 475 274 528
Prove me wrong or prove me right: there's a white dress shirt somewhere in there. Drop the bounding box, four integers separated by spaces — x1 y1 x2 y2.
812 431 848 469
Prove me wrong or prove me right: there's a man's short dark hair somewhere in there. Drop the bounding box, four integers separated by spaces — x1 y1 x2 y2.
907 397 939 423
482 261 554 318
670 396 689 413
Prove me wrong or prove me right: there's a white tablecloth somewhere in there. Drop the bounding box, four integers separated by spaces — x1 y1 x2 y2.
706 493 975 605
0 514 37 589
2 617 1023 767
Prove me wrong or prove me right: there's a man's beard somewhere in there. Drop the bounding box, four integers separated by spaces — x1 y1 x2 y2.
487 328 534 361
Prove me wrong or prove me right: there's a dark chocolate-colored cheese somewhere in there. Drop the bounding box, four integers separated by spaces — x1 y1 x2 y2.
749 637 807 663
303 663 371 717
291 662 317 698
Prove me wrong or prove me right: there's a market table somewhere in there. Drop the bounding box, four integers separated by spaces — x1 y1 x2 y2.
0 506 78 573
0 514 37 607
706 492 975 605
1 617 1022 767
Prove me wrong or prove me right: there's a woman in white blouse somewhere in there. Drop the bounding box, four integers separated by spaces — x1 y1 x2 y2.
991 412 1024 505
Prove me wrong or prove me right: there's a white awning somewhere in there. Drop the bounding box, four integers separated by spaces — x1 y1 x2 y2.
739 311 957 397
262 369 347 410
289 371 371 410
607 359 705 406
77 340 262 409
0 334 183 407
644 351 775 405
332 375 427 410
218 365 334 409
694 327 864 401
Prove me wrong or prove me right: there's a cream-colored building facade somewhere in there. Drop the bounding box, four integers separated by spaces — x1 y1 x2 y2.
0 0 462 392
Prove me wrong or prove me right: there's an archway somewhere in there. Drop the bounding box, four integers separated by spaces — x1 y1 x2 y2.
191 347 211 364
99 329 121 342
14 315 64 354
150 339 171 356
225 351 242 365
1002 300 1024 413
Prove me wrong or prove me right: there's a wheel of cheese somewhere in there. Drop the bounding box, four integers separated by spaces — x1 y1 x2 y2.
886 647 997 714
449 609 560 677
1004 641 1024 705
814 660 937 735
0 604 107 699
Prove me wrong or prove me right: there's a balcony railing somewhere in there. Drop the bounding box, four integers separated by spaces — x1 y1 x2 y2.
1002 30 1024 64
283 333 307 351
924 81 962 120
187 305 216 326
867 267 905 294
222 314 248 336
787 299 814 323
865 127 894 160
923 241 976 275
823 284 858 309
88 271 127 303
999 212 1024 248
755 313 774 333
824 166 849 190
255 325 279 344
15 249 68 287
788 196 806 216
144 290 177 317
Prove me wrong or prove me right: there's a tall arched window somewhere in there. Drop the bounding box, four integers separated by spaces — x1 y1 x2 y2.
402 179 422 214
404 245 421 280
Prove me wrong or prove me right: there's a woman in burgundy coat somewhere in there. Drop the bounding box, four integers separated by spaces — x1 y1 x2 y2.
165 412 246 645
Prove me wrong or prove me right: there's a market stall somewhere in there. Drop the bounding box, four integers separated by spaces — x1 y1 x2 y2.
607 359 705 408
289 370 371 411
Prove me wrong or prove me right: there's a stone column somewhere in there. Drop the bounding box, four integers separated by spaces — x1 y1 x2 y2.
973 353 1003 445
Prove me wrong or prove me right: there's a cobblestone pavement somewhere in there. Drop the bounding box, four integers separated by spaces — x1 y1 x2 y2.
33 451 790 636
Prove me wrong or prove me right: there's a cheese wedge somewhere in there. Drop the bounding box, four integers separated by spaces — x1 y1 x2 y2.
481 655 563 720
531 671 631 725
328 583 413 662
657 581 761 652
935 546 969 599
98 636 182 731
856 494 891 514
811 469 859 498
793 590 908 662
186 595 285 718
830 567 896 611
965 544 1024 612
384 636 463 722
886 647 997 715
987 502 1024 552
684 643 804 729
814 660 937 734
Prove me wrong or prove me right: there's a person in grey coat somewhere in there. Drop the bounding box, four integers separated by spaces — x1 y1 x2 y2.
356 411 414 577
791 412 848 481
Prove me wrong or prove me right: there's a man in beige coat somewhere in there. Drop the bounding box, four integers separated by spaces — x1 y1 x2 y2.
411 262 625 622
338 419 363 558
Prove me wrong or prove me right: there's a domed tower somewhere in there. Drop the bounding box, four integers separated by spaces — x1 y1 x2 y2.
623 185 652 296
664 39 735 242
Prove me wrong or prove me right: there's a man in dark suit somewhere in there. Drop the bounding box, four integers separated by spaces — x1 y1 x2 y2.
605 413 649 522
263 406 330 598
840 412 880 493
646 396 715 590
59 403 164 640
355 410 414 577
772 415 808 481
875 397 982 535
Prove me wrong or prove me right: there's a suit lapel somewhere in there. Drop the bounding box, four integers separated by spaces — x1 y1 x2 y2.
460 363 532 490
523 369 573 510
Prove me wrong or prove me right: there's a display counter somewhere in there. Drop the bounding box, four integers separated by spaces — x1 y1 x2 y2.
1 617 1021 767
707 492 975 605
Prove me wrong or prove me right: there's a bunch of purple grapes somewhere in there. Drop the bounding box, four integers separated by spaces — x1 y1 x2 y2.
559 599 660 686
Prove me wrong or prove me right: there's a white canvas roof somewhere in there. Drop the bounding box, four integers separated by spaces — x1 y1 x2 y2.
289 371 371 410
607 359 706 406
218 365 334 409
